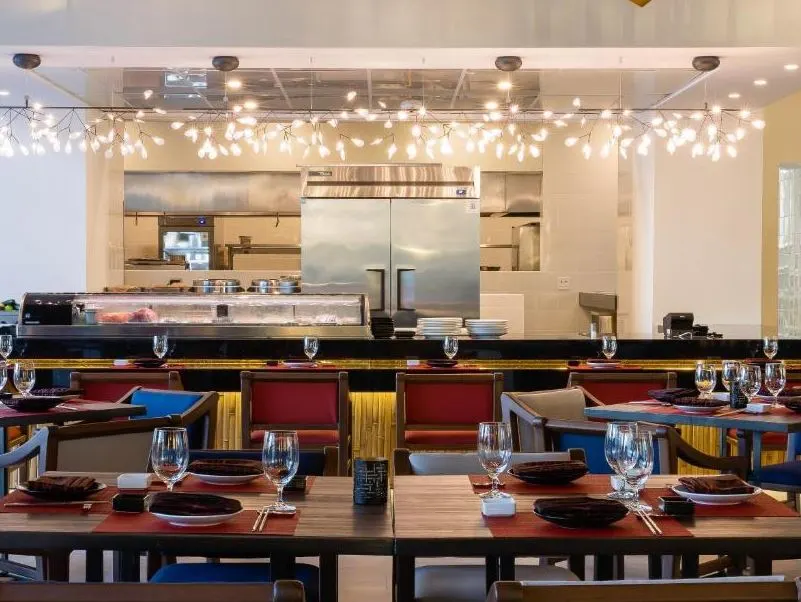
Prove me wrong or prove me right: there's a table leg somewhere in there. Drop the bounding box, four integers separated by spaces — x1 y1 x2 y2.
485 556 499 592
593 555 614 581
568 556 585 580
751 556 773 576
45 551 70 581
498 555 515 581
395 555 415 602
269 555 296 580
319 553 338 602
719 427 729 457
737 431 752 465
751 432 764 483
85 549 103 582
681 554 700 578
0 426 7 496
648 555 663 579
113 551 140 582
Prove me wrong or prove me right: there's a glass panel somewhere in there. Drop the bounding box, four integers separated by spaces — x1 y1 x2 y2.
778 165 801 337
162 231 210 270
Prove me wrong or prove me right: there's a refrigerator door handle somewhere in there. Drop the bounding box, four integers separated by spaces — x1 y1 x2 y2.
396 268 416 311
365 268 386 312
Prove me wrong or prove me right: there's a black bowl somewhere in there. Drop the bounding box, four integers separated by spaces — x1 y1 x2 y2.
18 481 105 501
425 359 458 368
534 497 628 529
508 461 589 485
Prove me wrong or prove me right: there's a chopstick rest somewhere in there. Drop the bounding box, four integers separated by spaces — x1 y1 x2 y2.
481 496 516 517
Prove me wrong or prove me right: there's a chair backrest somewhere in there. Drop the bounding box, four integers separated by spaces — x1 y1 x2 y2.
70 371 183 402
240 371 349 475
123 388 217 449
393 448 585 476
502 388 588 452
487 577 792 602
0 427 48 476
397 372 502 435
46 415 182 473
566 372 677 405
189 446 339 476
0 581 305 602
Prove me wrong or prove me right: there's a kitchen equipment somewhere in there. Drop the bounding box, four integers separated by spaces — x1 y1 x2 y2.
300 164 479 328
663 312 694 338
158 215 215 270
192 279 241 294
249 279 280 294
512 222 541 271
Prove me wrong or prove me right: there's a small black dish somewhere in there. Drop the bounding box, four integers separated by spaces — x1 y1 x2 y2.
132 358 166 368
2 396 64 412
18 481 105 502
425 359 458 368
533 497 628 529
658 495 695 517
112 493 147 513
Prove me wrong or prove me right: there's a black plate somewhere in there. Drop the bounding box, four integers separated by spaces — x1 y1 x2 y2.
2 396 64 412
425 359 458 368
533 497 628 529
18 482 106 501
132 359 166 368
508 461 589 485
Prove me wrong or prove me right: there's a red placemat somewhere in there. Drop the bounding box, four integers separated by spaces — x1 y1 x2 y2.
93 509 300 535
485 511 691 538
151 475 315 495
0 485 117 514
642 488 799 518
469 474 613 496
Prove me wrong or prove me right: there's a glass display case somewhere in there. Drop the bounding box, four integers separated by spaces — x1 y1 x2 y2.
17 292 369 339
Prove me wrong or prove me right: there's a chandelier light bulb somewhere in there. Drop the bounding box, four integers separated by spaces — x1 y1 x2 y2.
752 119 766 130
387 143 397 159
600 143 610 158
581 142 592 159
406 143 417 159
484 101 499 111
572 97 581 108
170 121 184 130
397 110 409 121
384 119 393 129
727 144 738 158
152 136 165 146
529 144 540 158
495 142 504 159
510 104 519 114
554 120 567 128
440 137 453 155
351 137 365 147
417 106 427 117
564 137 579 147
411 124 422 138
153 107 166 115
243 100 258 110
143 90 153 100
497 80 512 91
600 109 613 119
346 91 357 102
377 100 387 109
226 79 242 90
542 110 554 119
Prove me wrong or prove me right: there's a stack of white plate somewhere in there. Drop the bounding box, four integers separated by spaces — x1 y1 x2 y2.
416 317 463 338
466 319 508 339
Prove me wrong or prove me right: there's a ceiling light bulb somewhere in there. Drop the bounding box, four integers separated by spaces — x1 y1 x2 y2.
728 92 741 99
243 100 258 110
351 137 365 147
143 90 153 100
346 91 357 102
387 143 397 159
170 121 184 130
153 107 166 115
581 142 592 159
497 80 512 91
786 64 800 71
406 143 417 159
411 124 422 138
226 79 243 90
565 137 578 147
484 101 499 111
397 110 409 121
0 90 9 96
152 136 165 146
752 119 766 130
417 106 427 116
711 105 722 115
600 109 612 119
754 79 767 86
572 97 581 108
542 110 553 119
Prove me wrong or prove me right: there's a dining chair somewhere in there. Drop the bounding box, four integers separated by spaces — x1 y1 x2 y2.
566 371 677 405
486 576 794 602
117 388 219 449
241 371 350 475
148 447 338 602
0 581 306 602
394 448 580 602
396 372 503 451
758 433 801 509
69 371 183 402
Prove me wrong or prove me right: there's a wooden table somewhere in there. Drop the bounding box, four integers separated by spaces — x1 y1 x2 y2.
584 402 801 481
0 474 391 602
392 474 801 602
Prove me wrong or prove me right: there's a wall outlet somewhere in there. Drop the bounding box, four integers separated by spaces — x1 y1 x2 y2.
557 276 571 291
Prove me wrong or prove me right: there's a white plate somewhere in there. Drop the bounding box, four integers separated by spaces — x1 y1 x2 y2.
671 484 762 506
465 320 508 325
587 362 621 369
151 509 243 527
673 404 725 414
281 361 317 368
188 472 261 486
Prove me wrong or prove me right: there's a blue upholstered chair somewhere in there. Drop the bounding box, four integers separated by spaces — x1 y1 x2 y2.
149 447 338 602
119 388 219 449
757 434 801 507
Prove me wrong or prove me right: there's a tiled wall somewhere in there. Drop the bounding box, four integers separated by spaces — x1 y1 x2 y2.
778 165 801 336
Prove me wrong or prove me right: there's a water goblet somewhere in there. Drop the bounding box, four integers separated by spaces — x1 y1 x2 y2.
150 427 189 491
739 364 762 402
477 422 513 499
619 429 655 513
604 422 636 500
262 430 300 514
694 362 717 398
763 336 779 360
153 334 169 360
303 336 319 362
721 360 741 392
0 335 13 360
601 335 618 360
13 361 35 396
765 362 787 408
443 336 459 360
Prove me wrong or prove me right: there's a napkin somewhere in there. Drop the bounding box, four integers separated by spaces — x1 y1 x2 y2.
188 459 263 476
148 492 242 516
678 475 755 495
648 388 699 403
26 476 97 496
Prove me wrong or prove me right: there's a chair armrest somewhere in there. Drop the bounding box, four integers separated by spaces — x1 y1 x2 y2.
663 425 749 479
544 418 608 435
322 446 339 476
486 582 521 602
179 392 219 448
577 386 604 407
114 386 142 405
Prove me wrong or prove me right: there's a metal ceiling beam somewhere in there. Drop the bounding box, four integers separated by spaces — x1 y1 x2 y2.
270 68 293 110
449 69 468 109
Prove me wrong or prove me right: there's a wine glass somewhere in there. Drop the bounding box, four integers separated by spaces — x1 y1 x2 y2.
763 336 779 360
694 362 717 398
477 422 513 499
153 334 169 361
0 361 8 393
619 429 655 512
0 335 13 360
303 336 319 362
721 361 741 392
150 427 189 491
443 336 459 360
601 335 617 360
739 364 762 402
604 422 636 500
765 362 787 408
262 430 300 514
13 361 35 396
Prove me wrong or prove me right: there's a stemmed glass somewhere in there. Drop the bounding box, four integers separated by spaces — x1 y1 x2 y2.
153 334 169 361
150 427 189 491
13 361 35 396
303 337 319 362
604 422 636 500
601 335 617 360
443 336 459 360
0 335 13 360
721 361 741 392
262 430 300 514
739 365 762 402
619 429 655 512
763 336 779 360
765 362 787 408
694 362 717 398
477 422 513 499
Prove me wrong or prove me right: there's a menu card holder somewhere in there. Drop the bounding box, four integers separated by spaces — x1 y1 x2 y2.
353 458 388 505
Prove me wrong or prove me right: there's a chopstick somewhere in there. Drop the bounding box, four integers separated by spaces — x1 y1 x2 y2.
4 500 110 507
252 506 270 532
636 508 662 535
716 408 744 417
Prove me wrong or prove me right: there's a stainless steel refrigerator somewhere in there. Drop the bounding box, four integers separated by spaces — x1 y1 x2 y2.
300 165 480 327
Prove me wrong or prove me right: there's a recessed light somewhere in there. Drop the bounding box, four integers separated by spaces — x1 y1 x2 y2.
226 79 242 90
0 90 8 96
785 64 800 71
497 80 512 91
728 92 741 99
754 79 768 86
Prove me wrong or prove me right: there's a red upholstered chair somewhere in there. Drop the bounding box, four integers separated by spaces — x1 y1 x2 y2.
396 372 503 451
240 371 350 475
69 371 183 402
566 371 677 405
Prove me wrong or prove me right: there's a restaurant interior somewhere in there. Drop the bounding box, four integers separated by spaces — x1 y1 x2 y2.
3 1 801 601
